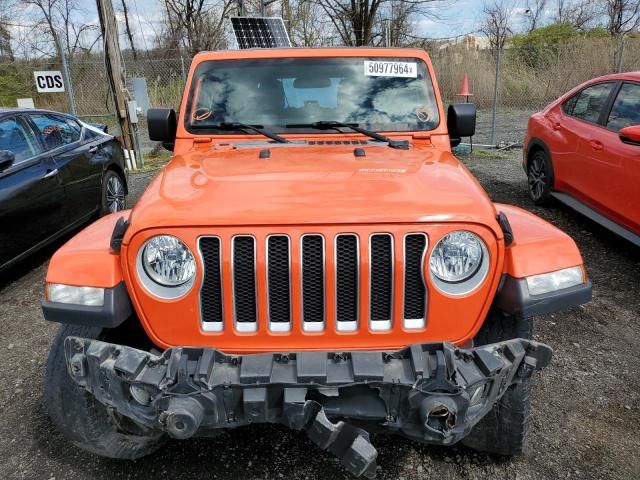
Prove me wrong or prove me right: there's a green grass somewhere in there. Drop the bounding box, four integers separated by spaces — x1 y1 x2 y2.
467 148 512 160
135 151 172 173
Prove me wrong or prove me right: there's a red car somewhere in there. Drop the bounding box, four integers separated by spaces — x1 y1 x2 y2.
524 72 640 246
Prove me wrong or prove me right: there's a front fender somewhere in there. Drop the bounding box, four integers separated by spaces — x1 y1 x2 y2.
45 211 130 288
493 203 591 318
42 211 133 328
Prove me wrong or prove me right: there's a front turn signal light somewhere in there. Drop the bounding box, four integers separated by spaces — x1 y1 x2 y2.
525 266 584 296
46 283 105 307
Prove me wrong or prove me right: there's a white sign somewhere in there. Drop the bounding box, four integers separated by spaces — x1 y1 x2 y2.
17 98 35 109
364 61 417 78
33 71 65 93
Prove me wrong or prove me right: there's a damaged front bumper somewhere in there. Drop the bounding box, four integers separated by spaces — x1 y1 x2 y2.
65 337 552 478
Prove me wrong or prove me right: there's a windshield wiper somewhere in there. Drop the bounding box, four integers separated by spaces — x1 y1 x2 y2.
192 122 290 144
285 121 409 150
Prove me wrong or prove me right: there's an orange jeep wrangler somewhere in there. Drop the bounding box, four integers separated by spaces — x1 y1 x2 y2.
42 48 591 477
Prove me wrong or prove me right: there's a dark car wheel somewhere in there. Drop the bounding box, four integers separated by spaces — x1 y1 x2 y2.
462 311 535 455
101 170 126 215
527 150 552 205
45 324 166 459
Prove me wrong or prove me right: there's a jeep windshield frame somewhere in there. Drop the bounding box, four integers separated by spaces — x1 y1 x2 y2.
184 56 440 136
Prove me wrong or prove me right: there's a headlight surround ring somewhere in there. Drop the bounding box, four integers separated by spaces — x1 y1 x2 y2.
136 235 196 299
429 230 490 296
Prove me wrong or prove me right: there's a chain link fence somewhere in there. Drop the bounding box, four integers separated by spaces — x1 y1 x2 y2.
1 37 639 156
430 37 640 145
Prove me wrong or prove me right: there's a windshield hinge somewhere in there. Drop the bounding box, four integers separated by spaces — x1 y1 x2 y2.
412 133 432 141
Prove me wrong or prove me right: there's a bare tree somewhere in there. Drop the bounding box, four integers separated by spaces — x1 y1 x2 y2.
602 0 640 36
554 0 597 29
282 0 334 46
524 0 547 31
119 0 137 59
556 0 567 21
480 0 515 52
161 0 234 56
377 0 422 46
21 0 100 60
313 0 444 47
0 0 16 60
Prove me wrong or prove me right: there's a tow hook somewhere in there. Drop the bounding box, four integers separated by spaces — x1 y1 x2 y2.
420 397 458 437
161 397 206 439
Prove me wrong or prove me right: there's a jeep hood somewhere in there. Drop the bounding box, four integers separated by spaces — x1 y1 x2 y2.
128 144 499 232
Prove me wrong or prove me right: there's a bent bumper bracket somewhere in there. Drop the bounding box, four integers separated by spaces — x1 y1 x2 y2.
64 338 552 477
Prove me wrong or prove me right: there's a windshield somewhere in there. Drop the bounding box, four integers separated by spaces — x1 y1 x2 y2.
185 57 440 134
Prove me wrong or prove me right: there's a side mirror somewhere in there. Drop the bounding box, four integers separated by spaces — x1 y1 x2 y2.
619 125 640 146
0 150 15 171
447 103 476 147
91 123 108 133
147 108 177 151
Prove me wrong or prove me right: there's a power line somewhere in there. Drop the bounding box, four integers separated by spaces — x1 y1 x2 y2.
131 0 152 53
403 29 479 41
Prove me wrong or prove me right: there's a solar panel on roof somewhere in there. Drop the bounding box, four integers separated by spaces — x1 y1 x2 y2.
230 17 291 49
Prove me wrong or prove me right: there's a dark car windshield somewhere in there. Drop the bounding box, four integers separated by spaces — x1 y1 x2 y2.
185 57 440 134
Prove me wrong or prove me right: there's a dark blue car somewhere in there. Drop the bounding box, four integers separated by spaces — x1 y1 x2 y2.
0 108 128 272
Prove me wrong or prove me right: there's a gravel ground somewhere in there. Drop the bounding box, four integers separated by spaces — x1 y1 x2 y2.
0 151 638 480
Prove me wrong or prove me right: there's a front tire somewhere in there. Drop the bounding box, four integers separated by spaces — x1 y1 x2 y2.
527 150 552 206
462 311 534 456
44 324 165 459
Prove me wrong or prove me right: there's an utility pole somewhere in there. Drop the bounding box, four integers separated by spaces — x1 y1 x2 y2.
96 0 137 169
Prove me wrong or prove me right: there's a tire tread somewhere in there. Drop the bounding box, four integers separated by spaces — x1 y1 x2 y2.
44 324 164 459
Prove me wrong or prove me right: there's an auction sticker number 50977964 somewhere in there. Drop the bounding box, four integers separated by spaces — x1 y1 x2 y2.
364 61 418 78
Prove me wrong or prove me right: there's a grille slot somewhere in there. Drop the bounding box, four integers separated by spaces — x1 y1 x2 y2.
403 234 428 329
370 234 393 330
335 234 359 331
267 235 291 331
232 236 257 331
199 237 223 331
301 235 325 330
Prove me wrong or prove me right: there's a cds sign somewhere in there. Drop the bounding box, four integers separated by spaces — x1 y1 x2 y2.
33 71 65 93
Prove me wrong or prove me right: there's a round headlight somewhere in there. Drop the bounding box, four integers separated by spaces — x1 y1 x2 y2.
141 235 196 286
429 231 484 283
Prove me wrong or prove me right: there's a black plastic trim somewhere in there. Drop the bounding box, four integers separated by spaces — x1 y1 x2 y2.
110 217 129 252
493 274 592 319
64 334 552 479
496 212 514 246
551 191 640 248
42 282 132 328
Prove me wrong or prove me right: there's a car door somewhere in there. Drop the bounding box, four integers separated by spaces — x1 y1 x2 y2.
28 113 103 225
598 81 640 232
554 82 617 202
0 115 64 270
543 93 585 193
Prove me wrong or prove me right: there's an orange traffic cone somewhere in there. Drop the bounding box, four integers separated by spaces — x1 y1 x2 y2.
455 73 473 100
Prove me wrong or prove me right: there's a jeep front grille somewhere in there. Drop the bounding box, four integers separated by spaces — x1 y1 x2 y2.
199 231 429 333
